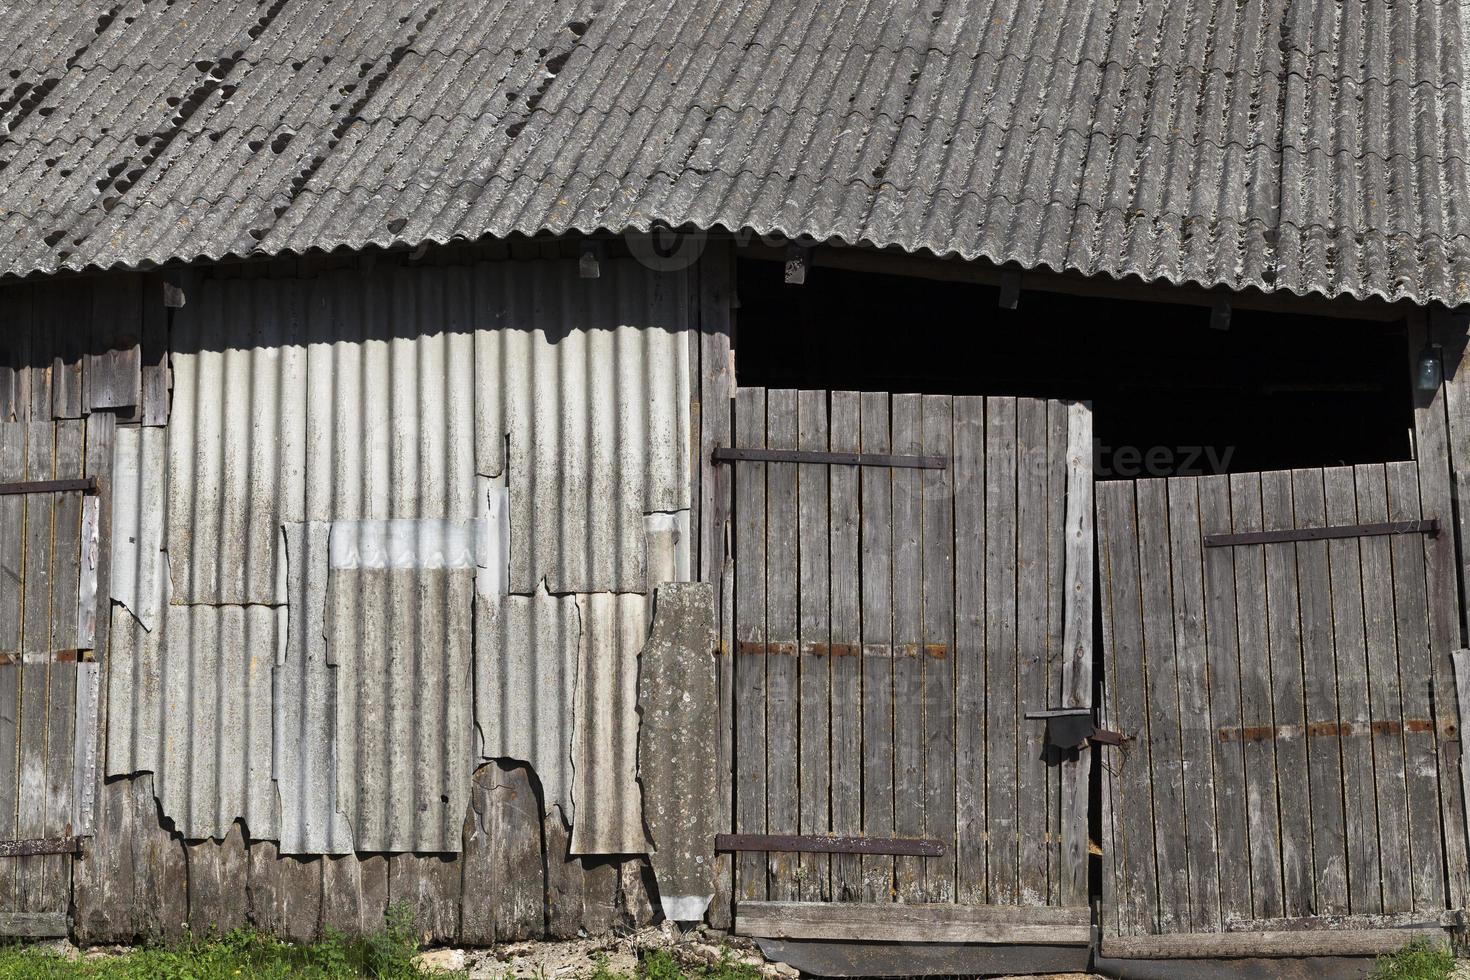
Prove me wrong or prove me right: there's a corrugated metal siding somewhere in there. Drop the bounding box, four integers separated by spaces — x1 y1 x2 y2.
106 603 282 841
2 1 1468 304
108 254 689 855
329 566 475 853
570 593 649 855
169 258 687 604
475 592 580 824
109 425 168 630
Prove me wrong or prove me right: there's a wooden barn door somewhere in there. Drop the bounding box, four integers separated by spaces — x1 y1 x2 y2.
1097 464 1465 959
0 421 102 939
727 389 1094 946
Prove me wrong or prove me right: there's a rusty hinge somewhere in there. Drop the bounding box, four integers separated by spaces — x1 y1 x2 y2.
0 837 82 858
713 447 947 470
0 477 98 497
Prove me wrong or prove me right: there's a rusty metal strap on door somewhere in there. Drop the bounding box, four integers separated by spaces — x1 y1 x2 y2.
0 837 82 858
1203 518 1438 548
715 832 944 856
712 447 947 470
0 476 98 496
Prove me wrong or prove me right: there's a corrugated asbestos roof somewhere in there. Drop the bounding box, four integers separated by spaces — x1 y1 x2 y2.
2 0 1469 304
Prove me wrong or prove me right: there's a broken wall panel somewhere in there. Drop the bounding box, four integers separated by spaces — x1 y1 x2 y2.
639 583 718 921
104 603 282 842
474 592 580 822
328 565 475 853
275 521 353 855
110 425 168 631
571 593 649 855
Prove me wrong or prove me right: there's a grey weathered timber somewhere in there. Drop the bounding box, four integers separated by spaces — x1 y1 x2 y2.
1413 311 1470 909
736 900 1090 944
462 763 543 942
1043 401 1066 904
1384 461 1446 911
1100 928 1450 960
1135 479 1187 932
1198 475 1252 921
921 394 956 903
1097 479 1159 936
858 392 895 903
1292 468 1349 914
828 391 862 901
82 413 114 669
0 912 68 937
639 583 718 922
85 277 143 412
0 426 24 652
186 825 250 937
984 397 1019 906
34 281 83 421
1261 469 1311 918
733 387 768 902
1324 467 1382 914
712 447 947 469
755 938 1092 978
1356 464 1414 911
1229 472 1285 920
952 396 986 904
890 393 925 903
1058 401 1092 908
716 835 944 856
140 273 172 426
1457 650 1470 904
697 243 735 929
1166 477 1220 930
764 389 800 901
795 390 832 901
1014 398 1046 906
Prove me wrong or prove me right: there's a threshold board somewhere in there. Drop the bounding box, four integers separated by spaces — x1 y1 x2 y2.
735 901 1091 945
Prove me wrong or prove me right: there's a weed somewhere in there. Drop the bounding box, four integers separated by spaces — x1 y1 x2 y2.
0 902 451 979
1368 936 1455 980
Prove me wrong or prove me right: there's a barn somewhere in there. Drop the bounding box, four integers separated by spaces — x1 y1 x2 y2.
2 1 1470 977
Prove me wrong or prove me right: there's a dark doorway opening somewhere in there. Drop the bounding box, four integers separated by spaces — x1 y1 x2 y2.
733 257 1413 478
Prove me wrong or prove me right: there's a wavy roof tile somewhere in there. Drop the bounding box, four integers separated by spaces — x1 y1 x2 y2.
2 0 1468 304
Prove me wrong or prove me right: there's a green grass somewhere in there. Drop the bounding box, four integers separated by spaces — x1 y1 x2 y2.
0 904 460 980
1368 937 1456 980
589 947 761 980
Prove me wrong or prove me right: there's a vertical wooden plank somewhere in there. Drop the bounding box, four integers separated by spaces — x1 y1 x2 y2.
1043 401 1066 905
920 394 955 903
859 392 895 903
461 762 542 943
85 275 143 412
697 244 735 928
764 389 800 901
0 425 24 652
0 284 32 422
0 662 15 912
542 811 583 939
187 826 250 936
48 290 84 422
16 423 55 911
1198 476 1251 921
321 852 386 938
984 396 1018 906
733 388 768 902
796 389 831 901
1417 308 1468 909
1058 402 1092 908
1135 479 1187 932
828 392 862 902
49 421 83 652
25 287 53 422
1096 480 1158 937
140 273 171 427
1355 464 1414 912
1014 398 1048 907
1229 472 1284 919
890 393 924 903
1291 468 1349 914
1261 470 1311 917
952 396 986 904
1166 477 1221 930
84 413 115 663
1385 461 1446 912
1323 466 1381 914
388 854 460 944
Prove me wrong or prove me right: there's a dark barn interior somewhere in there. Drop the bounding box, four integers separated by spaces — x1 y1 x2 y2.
734 258 1415 478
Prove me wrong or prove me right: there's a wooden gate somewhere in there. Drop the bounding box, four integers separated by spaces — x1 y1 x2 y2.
0 421 103 938
1097 464 1467 958
727 389 1093 945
